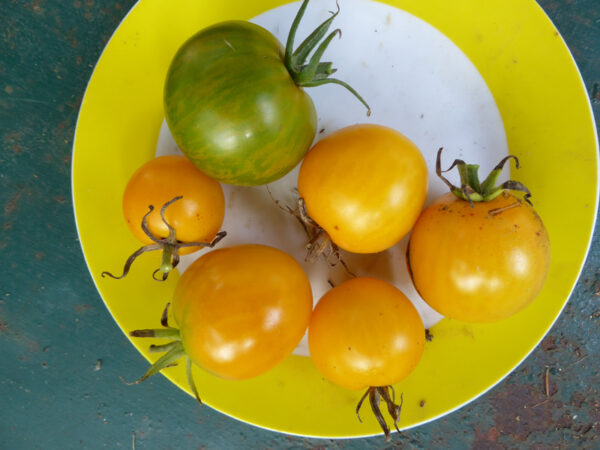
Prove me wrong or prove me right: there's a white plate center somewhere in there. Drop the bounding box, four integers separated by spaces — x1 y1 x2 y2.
155 0 508 356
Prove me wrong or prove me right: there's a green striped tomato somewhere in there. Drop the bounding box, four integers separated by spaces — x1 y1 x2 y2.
164 1 369 186
164 21 316 186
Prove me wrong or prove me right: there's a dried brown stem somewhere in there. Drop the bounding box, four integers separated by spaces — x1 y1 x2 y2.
356 386 404 441
102 197 227 281
265 188 356 277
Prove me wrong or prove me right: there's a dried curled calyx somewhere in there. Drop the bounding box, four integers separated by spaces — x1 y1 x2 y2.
356 386 404 441
101 196 226 281
266 187 355 276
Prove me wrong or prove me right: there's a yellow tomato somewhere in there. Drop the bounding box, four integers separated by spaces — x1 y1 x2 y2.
123 155 225 255
308 277 425 391
408 191 551 322
298 124 428 254
172 244 313 380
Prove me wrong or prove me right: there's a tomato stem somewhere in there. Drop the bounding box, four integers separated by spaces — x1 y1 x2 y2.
128 307 203 404
123 341 185 385
160 302 171 327
295 29 341 84
265 186 356 277
186 357 202 404
284 0 370 115
129 328 180 339
101 197 227 281
149 341 181 353
436 148 532 205
356 386 404 441
160 245 175 274
287 1 338 69
301 78 371 116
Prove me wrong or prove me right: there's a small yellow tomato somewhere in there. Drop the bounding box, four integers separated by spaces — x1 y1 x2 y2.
308 277 425 391
298 124 428 254
408 191 550 322
123 155 225 255
173 244 313 380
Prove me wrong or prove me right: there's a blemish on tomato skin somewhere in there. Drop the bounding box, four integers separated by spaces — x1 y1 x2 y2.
334 225 339 230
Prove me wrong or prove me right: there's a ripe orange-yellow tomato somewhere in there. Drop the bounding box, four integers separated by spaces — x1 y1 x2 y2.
298 124 428 254
407 191 551 323
122 155 225 255
308 277 425 391
172 244 313 380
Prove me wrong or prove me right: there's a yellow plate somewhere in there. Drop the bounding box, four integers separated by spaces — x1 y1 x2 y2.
72 0 598 438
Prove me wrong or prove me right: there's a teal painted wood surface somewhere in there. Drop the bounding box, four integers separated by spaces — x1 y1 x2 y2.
1 0 598 448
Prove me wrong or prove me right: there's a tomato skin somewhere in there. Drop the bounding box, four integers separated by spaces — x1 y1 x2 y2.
172 244 313 380
298 124 428 254
308 277 425 391
164 21 317 186
122 155 225 255
407 192 551 323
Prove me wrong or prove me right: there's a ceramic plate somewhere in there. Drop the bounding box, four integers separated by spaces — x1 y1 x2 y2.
72 0 598 438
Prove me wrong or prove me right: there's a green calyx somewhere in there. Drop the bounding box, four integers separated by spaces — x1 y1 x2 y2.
125 303 202 404
436 147 532 206
101 196 226 282
284 0 371 115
